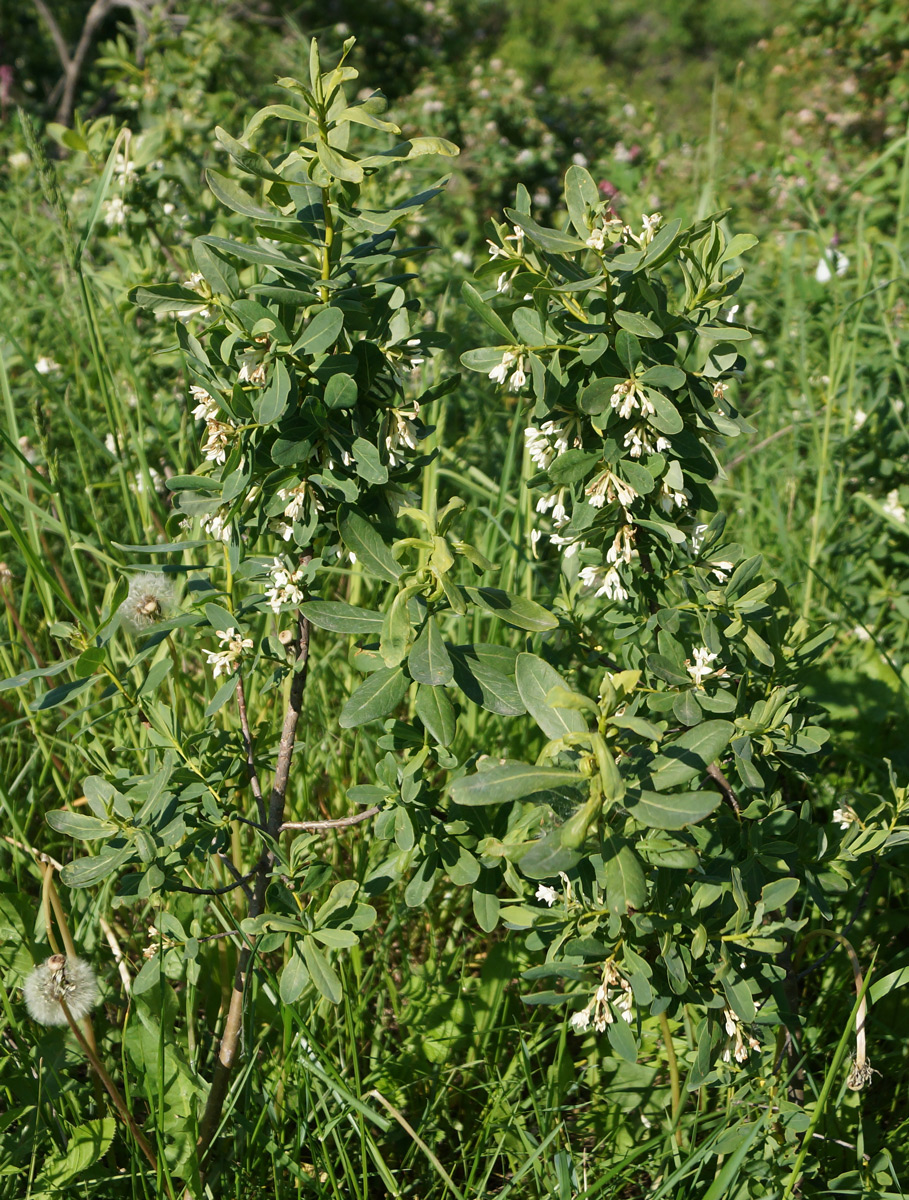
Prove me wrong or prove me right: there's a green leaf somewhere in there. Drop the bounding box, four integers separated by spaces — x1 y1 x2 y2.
461 281 514 342
280 948 310 1003
128 283 207 315
256 360 292 425
293 307 344 356
338 507 402 582
339 667 408 728
408 619 454 686
205 673 239 717
61 844 133 887
760 877 800 911
191 236 240 298
607 1018 638 1063
415 684 456 746
672 690 702 726
46 810 114 840
206 169 289 221
515 653 589 740
463 586 557 631
649 720 734 790
324 372 358 409
40 1120 116 1190
615 329 642 372
603 835 646 916
74 646 106 678
214 125 285 182
626 789 722 830
564 164 601 239
0 656 78 694
204 602 236 632
504 208 586 253
718 233 759 265
301 936 342 1003
404 852 439 906
301 601 383 634
519 830 582 879
450 763 584 806
614 310 661 338
29 676 96 712
473 871 501 932
352 436 389 485
640 364 686 390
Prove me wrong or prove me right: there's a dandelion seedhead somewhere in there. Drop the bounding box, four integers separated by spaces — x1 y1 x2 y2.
118 572 175 632
24 954 99 1026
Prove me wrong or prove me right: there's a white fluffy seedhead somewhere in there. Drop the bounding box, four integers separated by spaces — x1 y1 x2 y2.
117 572 175 632
23 953 99 1025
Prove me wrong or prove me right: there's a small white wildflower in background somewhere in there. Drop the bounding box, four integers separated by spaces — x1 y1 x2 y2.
687 646 719 687
114 153 138 186
853 625 871 643
0 562 12 588
184 272 205 290
24 954 99 1026
550 533 585 559
833 805 856 830
852 408 867 430
265 558 306 614
535 883 558 907
725 304 740 323
814 250 848 283
9 150 30 171
882 489 906 523
713 381 729 400
104 432 118 456
118 572 174 632
103 196 128 227
204 627 253 678
35 356 62 375
452 249 472 267
162 202 176 215
488 350 517 385
690 523 709 554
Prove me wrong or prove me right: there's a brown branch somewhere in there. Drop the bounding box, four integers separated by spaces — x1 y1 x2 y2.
280 806 379 832
236 673 266 826
174 861 259 898
707 762 740 815
197 561 312 1166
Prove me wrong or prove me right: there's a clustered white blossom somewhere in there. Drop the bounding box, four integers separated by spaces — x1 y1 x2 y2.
273 479 324 540
687 646 719 687
265 558 306 614
570 962 634 1034
191 385 239 465
35 356 62 375
586 469 638 513
204 627 253 678
579 563 629 602
488 350 528 391
24 954 99 1026
200 508 231 543
385 406 421 466
624 424 670 459
611 378 655 421
722 1008 761 1064
833 804 857 830
103 196 128 227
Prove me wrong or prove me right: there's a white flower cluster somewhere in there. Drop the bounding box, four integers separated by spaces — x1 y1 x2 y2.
204 627 253 678
586 468 638 513
191 386 238 465
833 804 857 830
488 350 527 390
273 479 324 540
883 489 906 523
570 963 634 1033
385 406 421 466
624 424 670 460
265 558 306 614
579 563 629 602
200 507 231 543
24 954 99 1026
611 378 655 421
687 646 719 687
524 418 579 471
722 1008 761 1064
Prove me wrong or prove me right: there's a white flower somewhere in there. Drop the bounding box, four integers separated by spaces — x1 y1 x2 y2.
853 626 871 643
103 196 128 227
204 627 253 678
606 525 635 565
852 408 867 430
587 469 638 512
579 564 629 602
24 955 99 1025
385 407 421 466
610 378 654 420
190 385 219 422
200 508 231 543
265 557 306 614
35 356 61 375
184 272 205 290
690 523 709 554
814 250 848 283
832 806 855 830
535 883 558 907
687 646 719 687
278 480 325 526
201 419 237 465
709 560 734 582
550 533 585 559
659 481 689 513
162 202 176 215
489 351 517 386
570 1007 592 1032
118 572 175 632
9 151 30 170
882 489 906 523
586 226 606 251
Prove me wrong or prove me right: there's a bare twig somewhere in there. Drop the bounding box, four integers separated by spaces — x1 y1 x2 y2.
280 806 379 832
174 862 259 898
197 565 312 1164
236 672 266 827
706 762 740 815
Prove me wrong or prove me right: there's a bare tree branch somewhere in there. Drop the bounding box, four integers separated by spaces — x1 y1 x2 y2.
281 806 379 832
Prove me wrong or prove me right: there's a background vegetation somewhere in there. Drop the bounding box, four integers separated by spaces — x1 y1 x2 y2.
1 1 907 1197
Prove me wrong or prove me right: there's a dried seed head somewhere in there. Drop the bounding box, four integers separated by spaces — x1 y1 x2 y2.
118 572 175 632
23 954 99 1025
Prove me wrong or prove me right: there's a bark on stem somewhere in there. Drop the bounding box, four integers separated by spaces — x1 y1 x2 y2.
196 564 311 1164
